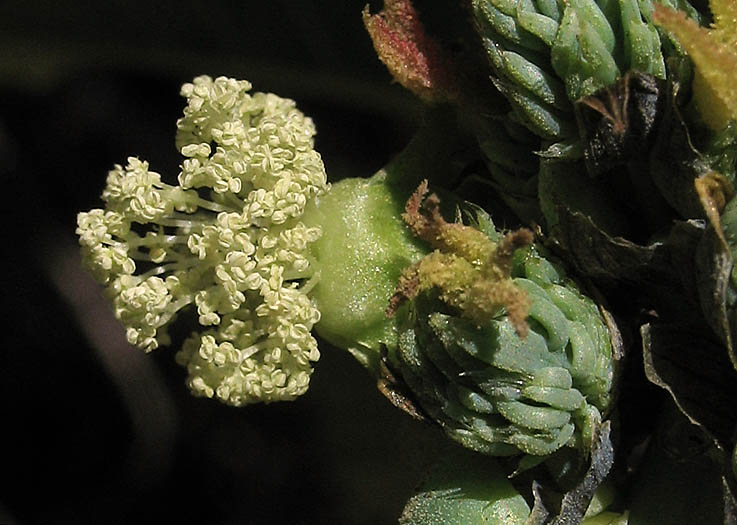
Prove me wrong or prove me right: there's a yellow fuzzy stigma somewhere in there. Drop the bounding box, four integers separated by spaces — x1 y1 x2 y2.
387 181 533 336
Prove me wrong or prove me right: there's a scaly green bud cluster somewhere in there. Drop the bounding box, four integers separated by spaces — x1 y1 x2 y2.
391 189 616 457
464 0 697 227
470 0 694 141
77 76 328 405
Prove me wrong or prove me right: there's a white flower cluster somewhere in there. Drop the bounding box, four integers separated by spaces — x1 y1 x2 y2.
76 76 329 405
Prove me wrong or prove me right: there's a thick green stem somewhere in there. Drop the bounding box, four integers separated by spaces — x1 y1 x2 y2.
302 107 468 371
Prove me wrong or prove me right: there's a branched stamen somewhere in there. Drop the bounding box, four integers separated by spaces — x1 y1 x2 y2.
77 75 330 406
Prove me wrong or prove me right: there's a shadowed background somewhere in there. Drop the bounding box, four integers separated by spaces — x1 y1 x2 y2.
0 1 450 523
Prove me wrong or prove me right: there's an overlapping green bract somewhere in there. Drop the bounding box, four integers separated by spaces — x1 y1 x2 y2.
76 76 329 406
473 114 543 225
468 0 674 226
470 0 692 141
396 223 614 457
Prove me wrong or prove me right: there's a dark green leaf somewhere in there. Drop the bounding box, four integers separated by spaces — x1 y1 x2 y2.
544 203 666 283
627 401 729 525
641 323 737 516
667 219 707 308
548 421 614 525
539 160 634 244
641 323 737 452
648 79 711 219
695 225 737 370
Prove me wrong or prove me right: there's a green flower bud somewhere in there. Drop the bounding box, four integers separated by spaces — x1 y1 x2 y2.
399 446 531 524
465 0 704 267
389 187 618 457
470 0 684 142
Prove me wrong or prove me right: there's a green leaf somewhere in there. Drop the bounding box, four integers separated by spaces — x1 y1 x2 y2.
695 211 737 371
641 323 737 515
627 400 730 525
541 196 663 283
399 446 531 525
649 77 713 219
642 323 737 449
539 160 633 244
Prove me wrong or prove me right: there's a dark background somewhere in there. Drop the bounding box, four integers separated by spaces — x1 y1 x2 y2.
0 1 447 523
